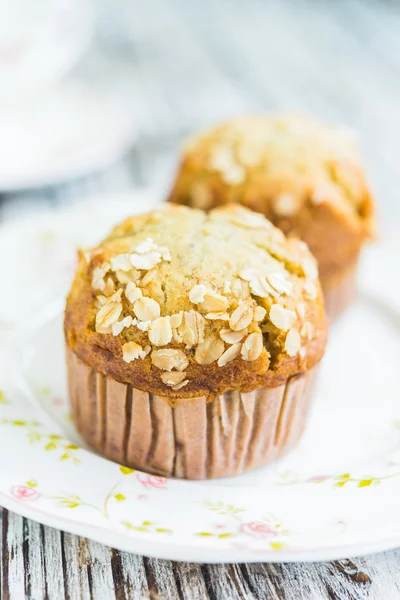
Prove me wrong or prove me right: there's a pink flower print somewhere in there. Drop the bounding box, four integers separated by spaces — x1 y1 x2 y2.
137 494 149 501
136 473 168 489
240 521 278 539
51 396 65 406
11 485 40 501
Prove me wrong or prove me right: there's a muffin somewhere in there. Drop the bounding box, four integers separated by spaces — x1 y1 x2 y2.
65 203 327 480
168 114 375 321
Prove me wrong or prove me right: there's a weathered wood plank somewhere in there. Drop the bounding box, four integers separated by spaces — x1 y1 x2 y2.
0 507 4 599
111 550 149 600
42 526 67 600
143 557 181 600
22 518 46 600
3 512 25 600
201 564 255 600
62 533 92 600
352 550 400 600
173 562 209 600
247 562 369 600
85 539 116 599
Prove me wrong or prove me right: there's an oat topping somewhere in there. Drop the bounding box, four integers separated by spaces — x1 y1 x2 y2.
220 329 246 344
267 272 293 295
160 368 190 390
177 115 366 222
141 268 158 286
217 343 242 367
189 284 207 304
161 371 187 386
134 237 158 254
245 274 277 299
125 281 142 304
205 312 230 321
301 322 314 340
209 146 245 185
122 341 146 362
190 284 229 313
197 288 228 313
133 297 160 321
109 289 123 302
229 303 253 331
253 306 267 322
169 313 183 328
129 252 162 270
285 328 301 356
297 303 306 319
95 295 108 307
103 277 115 296
230 278 250 299
151 349 189 371
84 204 323 384
311 184 332 206
172 379 189 391
269 304 296 331
115 269 138 284
96 301 122 332
302 258 318 280
110 254 131 272
148 317 173 346
303 281 317 300
222 164 245 185
112 315 133 336
92 262 110 291
134 237 171 261
228 207 271 230
273 193 297 216
241 333 264 361
195 335 225 365
177 310 205 347
137 320 151 332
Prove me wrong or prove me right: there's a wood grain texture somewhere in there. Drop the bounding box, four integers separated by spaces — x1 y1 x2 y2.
3 506 400 599
2 0 400 597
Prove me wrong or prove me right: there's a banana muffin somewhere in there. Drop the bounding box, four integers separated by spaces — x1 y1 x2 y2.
65 203 327 480
168 114 375 321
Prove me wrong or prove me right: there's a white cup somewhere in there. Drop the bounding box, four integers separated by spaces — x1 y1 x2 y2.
0 0 94 99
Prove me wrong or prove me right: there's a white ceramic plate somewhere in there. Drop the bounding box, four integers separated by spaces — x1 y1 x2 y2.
1 191 400 563
0 80 135 191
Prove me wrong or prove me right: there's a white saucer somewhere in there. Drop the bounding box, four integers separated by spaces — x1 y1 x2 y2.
0 191 400 563
0 81 136 191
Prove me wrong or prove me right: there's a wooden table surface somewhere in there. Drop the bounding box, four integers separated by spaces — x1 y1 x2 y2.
2 1 400 597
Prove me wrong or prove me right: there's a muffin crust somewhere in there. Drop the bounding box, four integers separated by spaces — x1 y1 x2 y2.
168 114 374 282
65 203 327 400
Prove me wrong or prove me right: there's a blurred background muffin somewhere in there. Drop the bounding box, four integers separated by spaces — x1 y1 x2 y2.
168 114 375 322
65 203 327 479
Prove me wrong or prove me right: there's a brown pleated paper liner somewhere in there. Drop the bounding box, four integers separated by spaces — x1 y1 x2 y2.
322 259 359 324
66 345 316 480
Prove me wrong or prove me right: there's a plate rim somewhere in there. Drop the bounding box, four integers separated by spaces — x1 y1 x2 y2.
1 193 400 563
2 491 400 563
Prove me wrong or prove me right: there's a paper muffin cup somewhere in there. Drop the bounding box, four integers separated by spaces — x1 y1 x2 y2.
66 345 316 480
322 258 359 324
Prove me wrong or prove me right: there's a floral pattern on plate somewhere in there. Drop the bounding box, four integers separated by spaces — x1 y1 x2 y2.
1 191 400 562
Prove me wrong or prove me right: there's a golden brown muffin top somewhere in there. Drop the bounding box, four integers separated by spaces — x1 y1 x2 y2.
168 114 375 280
65 203 327 400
